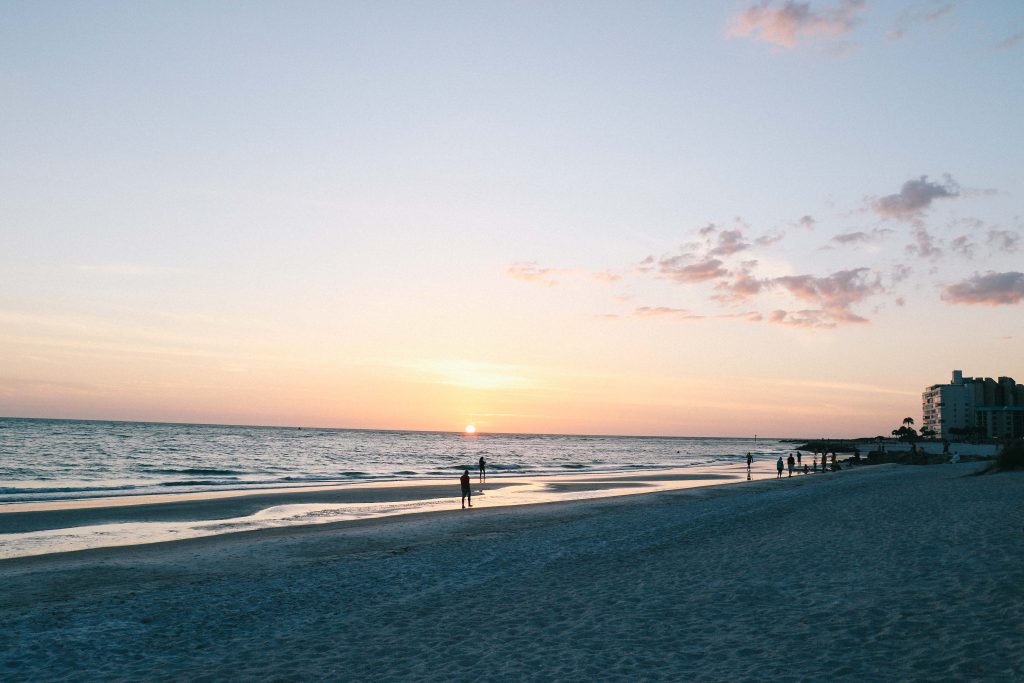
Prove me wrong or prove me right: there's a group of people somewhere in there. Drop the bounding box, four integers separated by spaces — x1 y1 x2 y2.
744 450 837 478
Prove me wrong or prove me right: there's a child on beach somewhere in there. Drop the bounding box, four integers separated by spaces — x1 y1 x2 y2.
460 470 472 508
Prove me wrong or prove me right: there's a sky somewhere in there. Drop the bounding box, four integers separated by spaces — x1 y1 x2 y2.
1 1 1022 437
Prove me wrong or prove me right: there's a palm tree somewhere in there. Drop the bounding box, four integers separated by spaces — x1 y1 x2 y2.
903 417 915 428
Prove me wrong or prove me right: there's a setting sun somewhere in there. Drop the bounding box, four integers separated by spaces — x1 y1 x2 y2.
464 424 476 434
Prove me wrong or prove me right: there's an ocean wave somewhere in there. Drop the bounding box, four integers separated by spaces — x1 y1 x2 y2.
146 468 244 475
0 484 139 495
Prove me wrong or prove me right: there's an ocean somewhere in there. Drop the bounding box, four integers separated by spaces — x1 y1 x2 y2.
0 418 792 504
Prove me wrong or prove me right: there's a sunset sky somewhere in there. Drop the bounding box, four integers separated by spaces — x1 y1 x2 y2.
2 1 1022 437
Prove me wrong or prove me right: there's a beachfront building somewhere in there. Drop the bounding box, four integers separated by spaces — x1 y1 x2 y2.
922 370 1024 440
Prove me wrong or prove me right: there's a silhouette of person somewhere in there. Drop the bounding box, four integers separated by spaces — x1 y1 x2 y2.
478 456 486 483
796 451 802 466
746 452 753 471
776 456 784 478
460 469 472 508
787 453 795 477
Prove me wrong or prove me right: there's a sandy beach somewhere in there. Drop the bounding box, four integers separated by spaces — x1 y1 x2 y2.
1 462 1021 681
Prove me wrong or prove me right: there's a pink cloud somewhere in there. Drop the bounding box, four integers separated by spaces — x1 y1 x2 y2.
634 306 705 320
506 262 564 286
633 307 762 323
728 0 865 48
768 309 838 329
713 271 767 304
707 229 751 257
772 267 880 323
658 256 729 283
507 263 623 286
942 272 1024 305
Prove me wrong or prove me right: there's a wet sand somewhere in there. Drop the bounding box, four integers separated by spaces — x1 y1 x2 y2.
0 464 757 556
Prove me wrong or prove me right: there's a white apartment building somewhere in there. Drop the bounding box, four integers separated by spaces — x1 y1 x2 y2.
922 370 1024 440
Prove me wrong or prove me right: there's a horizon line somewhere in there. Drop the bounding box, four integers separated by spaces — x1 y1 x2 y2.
0 414 857 442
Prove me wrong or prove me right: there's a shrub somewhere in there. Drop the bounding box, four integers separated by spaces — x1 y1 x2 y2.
996 441 1024 471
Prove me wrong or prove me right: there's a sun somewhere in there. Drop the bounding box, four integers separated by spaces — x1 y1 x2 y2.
464 424 476 434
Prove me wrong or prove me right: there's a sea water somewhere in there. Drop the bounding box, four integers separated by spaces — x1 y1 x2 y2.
0 417 793 504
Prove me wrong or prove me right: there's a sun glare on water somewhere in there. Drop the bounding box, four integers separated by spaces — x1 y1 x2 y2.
464 424 476 434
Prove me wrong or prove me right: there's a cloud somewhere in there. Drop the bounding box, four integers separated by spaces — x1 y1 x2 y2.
987 229 1020 253
994 31 1024 51
707 229 751 257
950 235 974 258
890 264 913 284
634 306 705 320
755 230 786 246
635 256 656 274
871 175 959 220
506 262 564 286
942 271 1024 305
657 256 729 283
887 2 955 41
727 0 865 48
712 270 767 304
773 267 881 323
907 225 943 259
795 215 816 230
768 309 839 329
507 263 623 286
871 175 961 221
633 307 762 323
825 228 892 248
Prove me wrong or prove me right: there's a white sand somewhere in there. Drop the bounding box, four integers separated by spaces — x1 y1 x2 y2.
1 463 1021 681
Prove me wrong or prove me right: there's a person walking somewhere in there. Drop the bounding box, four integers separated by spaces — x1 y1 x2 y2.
776 456 784 478
746 452 753 471
787 453 795 477
478 456 486 483
460 469 472 508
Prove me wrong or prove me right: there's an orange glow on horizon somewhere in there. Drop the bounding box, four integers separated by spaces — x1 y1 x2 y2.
464 424 476 434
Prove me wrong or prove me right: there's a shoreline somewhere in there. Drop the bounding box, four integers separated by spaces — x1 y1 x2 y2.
1 462 1020 680
0 462 777 559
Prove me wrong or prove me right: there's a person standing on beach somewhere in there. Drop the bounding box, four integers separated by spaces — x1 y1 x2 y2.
460 469 472 508
776 456 784 478
478 456 486 483
746 452 753 471
796 452 802 466
787 453 795 477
